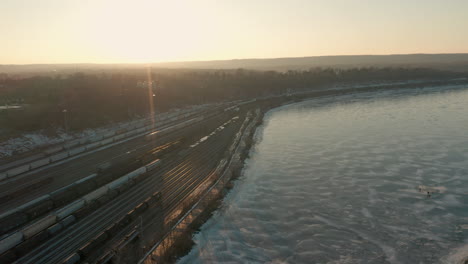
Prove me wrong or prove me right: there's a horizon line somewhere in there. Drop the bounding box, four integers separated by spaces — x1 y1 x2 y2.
2 52 468 66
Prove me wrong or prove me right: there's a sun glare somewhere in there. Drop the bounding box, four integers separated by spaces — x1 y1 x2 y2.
84 1 209 63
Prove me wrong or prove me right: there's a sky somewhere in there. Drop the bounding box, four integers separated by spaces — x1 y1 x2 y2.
1 0 468 64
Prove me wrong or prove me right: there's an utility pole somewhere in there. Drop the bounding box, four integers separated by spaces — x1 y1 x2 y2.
139 215 144 245
62 109 68 132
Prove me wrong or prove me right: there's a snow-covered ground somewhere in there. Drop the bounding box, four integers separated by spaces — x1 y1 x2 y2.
1 131 74 157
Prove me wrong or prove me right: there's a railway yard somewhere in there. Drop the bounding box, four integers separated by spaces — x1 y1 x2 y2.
0 100 264 264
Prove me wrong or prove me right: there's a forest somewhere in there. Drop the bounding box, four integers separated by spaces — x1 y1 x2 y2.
0 67 465 133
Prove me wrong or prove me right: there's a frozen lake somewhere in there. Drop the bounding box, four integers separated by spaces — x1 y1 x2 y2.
179 85 468 264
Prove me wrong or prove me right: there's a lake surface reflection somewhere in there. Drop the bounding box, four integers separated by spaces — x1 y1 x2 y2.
179 85 468 264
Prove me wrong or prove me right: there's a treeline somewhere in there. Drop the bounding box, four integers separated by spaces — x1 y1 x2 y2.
0 67 464 133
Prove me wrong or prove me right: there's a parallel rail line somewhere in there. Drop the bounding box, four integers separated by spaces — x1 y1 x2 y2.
14 112 241 264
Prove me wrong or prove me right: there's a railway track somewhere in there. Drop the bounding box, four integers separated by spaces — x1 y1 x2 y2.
0 106 231 215
12 112 244 263
0 105 230 213
0 114 237 245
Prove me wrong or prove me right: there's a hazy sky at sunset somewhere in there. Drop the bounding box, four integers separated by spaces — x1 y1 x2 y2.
1 0 468 64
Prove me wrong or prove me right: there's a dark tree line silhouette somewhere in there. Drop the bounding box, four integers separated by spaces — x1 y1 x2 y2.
0 67 464 133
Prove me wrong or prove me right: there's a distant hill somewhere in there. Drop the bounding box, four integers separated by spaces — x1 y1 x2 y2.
154 54 468 72
1 54 468 75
